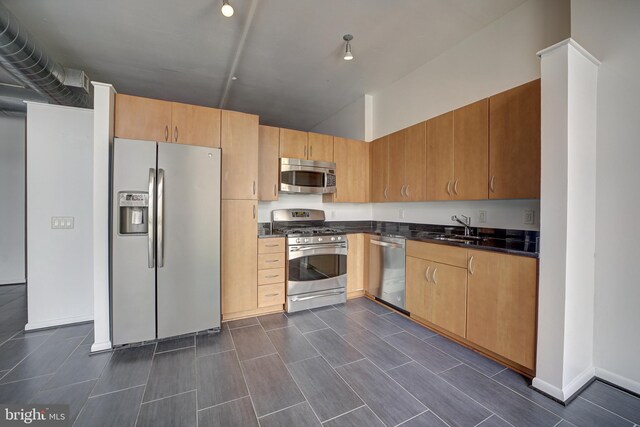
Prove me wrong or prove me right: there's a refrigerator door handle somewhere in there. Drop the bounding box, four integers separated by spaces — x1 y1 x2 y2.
157 168 165 268
148 168 156 268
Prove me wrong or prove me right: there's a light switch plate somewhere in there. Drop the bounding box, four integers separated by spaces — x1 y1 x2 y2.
51 216 74 229
479 210 487 223
524 210 535 225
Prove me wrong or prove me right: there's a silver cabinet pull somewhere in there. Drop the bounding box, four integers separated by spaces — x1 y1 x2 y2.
148 168 156 268
384 187 388 200
432 267 438 284
265 293 280 297
490 175 495 193
304 145 307 158
164 125 169 142
468 256 475 275
405 185 410 198
400 185 406 197
157 168 165 268
265 259 278 263
265 274 280 278
252 205 256 219
310 145 313 158
425 266 431 282
174 126 178 142
253 180 256 195
446 180 452 196
273 183 277 197
265 244 279 247
454 179 459 195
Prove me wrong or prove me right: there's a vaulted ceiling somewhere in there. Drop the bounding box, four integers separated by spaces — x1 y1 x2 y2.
1 0 525 129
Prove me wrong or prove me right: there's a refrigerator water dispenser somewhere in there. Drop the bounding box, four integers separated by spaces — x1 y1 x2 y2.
118 192 149 235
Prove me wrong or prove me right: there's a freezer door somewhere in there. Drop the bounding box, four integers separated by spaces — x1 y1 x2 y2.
112 138 157 345
156 143 221 338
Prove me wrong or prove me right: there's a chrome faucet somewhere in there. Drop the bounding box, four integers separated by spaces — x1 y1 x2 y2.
451 215 472 236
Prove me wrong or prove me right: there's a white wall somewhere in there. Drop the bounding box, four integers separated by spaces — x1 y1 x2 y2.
0 115 26 285
26 103 94 330
310 95 371 141
572 0 640 393
258 194 372 223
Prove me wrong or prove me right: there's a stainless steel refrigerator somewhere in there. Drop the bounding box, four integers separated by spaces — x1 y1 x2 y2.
111 138 221 346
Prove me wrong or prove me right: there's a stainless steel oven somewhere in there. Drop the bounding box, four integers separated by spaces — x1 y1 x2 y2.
286 235 347 312
280 158 336 194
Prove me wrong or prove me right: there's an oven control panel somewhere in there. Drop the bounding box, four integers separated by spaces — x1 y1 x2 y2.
288 235 346 246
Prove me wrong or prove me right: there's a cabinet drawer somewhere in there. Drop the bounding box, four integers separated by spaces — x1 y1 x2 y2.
406 240 467 268
258 268 285 285
258 253 285 270
258 238 285 254
258 283 285 307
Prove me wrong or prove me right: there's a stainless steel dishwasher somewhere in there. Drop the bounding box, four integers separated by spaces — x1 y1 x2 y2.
369 236 406 310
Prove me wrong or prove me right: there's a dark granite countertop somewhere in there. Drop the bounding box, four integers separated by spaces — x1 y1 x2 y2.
258 220 539 258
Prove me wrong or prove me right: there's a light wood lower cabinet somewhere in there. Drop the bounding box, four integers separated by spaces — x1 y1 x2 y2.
257 237 286 309
258 283 285 308
347 234 369 296
222 200 258 316
406 256 431 321
466 249 538 370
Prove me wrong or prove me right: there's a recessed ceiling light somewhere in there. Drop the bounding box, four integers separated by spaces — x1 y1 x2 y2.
343 34 354 61
221 0 234 17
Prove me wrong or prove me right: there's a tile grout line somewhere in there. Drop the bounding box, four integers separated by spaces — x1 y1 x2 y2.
229 324 262 425
197 394 251 413
139 388 196 405
133 341 157 427
318 404 366 424
576 395 639 425
154 343 196 355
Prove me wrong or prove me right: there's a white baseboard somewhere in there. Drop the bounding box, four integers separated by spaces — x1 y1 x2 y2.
595 367 640 395
0 278 26 286
91 340 112 353
533 366 595 402
25 314 93 331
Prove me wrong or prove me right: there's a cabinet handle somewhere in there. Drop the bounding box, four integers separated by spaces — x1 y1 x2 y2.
304 145 307 158
265 274 280 278
400 185 406 197
174 126 178 142
490 175 495 193
406 185 410 197
310 145 313 158
468 256 475 275
446 180 452 196
274 184 277 197
265 259 279 263
384 187 388 200
164 125 169 142
265 244 279 247
424 266 431 282
252 205 256 219
253 180 256 195
432 267 438 284
453 179 459 195
265 293 280 297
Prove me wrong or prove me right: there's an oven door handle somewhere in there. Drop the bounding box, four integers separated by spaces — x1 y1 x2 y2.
289 244 346 251
289 247 348 259
290 290 345 302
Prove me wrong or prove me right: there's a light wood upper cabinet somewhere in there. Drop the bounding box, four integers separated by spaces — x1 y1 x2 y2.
489 79 541 199
426 112 455 200
369 136 389 202
324 137 369 203
221 110 259 200
279 128 308 159
347 234 369 295
258 125 280 201
466 250 538 370
308 133 334 162
115 94 172 142
387 130 406 202
171 102 221 148
404 122 427 201
453 99 488 200
222 200 258 316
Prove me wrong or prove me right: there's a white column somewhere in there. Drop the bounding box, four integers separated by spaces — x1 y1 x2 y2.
91 82 116 352
534 38 599 401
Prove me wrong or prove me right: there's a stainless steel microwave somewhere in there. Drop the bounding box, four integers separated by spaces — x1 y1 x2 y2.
280 158 336 194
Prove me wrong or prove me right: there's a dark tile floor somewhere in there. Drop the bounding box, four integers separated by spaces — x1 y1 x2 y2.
0 284 639 426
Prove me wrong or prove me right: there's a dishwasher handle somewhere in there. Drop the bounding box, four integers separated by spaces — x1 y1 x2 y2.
370 240 404 249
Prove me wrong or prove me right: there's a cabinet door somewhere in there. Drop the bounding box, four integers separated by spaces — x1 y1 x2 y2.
466 250 538 369
489 79 541 199
426 112 454 200
279 128 308 159
258 125 280 201
430 262 467 337
406 256 432 322
171 102 221 148
453 99 489 200
221 110 259 200
222 200 258 315
308 133 334 162
404 122 427 201
327 137 369 203
346 234 368 294
369 136 389 202
387 130 406 201
115 94 172 142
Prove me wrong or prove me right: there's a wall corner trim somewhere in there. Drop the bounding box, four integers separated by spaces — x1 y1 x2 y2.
537 38 601 66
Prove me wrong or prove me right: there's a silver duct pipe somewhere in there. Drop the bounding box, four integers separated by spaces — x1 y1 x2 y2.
0 84 48 112
0 4 91 108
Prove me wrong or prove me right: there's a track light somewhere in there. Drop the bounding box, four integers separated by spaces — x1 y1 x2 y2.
343 34 354 61
221 0 234 17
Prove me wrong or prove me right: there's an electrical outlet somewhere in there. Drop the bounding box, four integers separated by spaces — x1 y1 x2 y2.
479 210 487 223
524 210 535 225
51 216 74 229
399 209 405 220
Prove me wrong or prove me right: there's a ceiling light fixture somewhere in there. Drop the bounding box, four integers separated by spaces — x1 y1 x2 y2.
343 34 354 61
221 0 234 17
